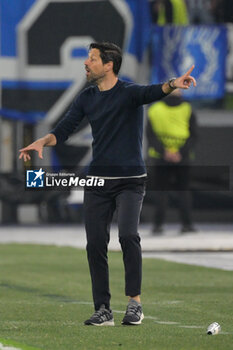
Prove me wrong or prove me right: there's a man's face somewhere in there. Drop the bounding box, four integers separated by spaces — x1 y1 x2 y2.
84 48 106 83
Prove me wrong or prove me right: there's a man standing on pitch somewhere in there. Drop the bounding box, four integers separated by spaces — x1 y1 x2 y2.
19 42 196 326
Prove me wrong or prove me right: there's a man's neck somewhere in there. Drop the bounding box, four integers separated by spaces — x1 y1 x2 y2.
97 75 118 91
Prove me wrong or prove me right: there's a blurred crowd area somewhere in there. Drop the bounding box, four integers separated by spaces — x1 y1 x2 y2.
149 0 233 25
148 0 233 111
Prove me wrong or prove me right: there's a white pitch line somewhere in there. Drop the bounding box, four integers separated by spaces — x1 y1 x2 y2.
143 315 158 321
178 325 203 329
155 321 180 325
151 300 183 305
0 344 21 350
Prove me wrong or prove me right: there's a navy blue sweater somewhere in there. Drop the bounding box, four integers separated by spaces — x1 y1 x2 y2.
50 80 167 177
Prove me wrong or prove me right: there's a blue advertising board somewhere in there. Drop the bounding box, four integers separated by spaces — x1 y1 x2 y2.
151 25 227 99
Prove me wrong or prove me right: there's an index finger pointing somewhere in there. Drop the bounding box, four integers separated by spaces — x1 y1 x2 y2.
184 64 195 77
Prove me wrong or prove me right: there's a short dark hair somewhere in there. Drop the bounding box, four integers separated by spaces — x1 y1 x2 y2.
89 42 122 75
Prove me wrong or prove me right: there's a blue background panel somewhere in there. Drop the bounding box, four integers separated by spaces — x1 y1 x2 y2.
0 0 36 56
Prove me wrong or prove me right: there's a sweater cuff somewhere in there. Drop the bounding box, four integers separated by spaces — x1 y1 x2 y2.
49 130 64 144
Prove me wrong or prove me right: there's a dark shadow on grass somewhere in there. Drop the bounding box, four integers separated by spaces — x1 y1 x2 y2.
0 281 81 303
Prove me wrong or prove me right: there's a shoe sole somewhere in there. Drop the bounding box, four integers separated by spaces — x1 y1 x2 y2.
122 313 144 325
86 320 115 326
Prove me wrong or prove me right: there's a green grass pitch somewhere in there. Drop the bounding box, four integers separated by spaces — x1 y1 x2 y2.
0 244 232 350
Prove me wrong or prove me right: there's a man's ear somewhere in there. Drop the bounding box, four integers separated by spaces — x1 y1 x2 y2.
105 61 113 73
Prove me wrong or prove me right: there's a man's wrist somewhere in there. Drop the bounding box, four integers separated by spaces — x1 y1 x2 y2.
40 134 57 147
162 79 177 94
168 78 177 89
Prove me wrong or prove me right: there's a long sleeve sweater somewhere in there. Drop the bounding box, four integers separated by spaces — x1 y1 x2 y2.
50 79 167 177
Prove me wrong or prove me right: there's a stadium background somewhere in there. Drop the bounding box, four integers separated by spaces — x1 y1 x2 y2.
0 0 232 225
